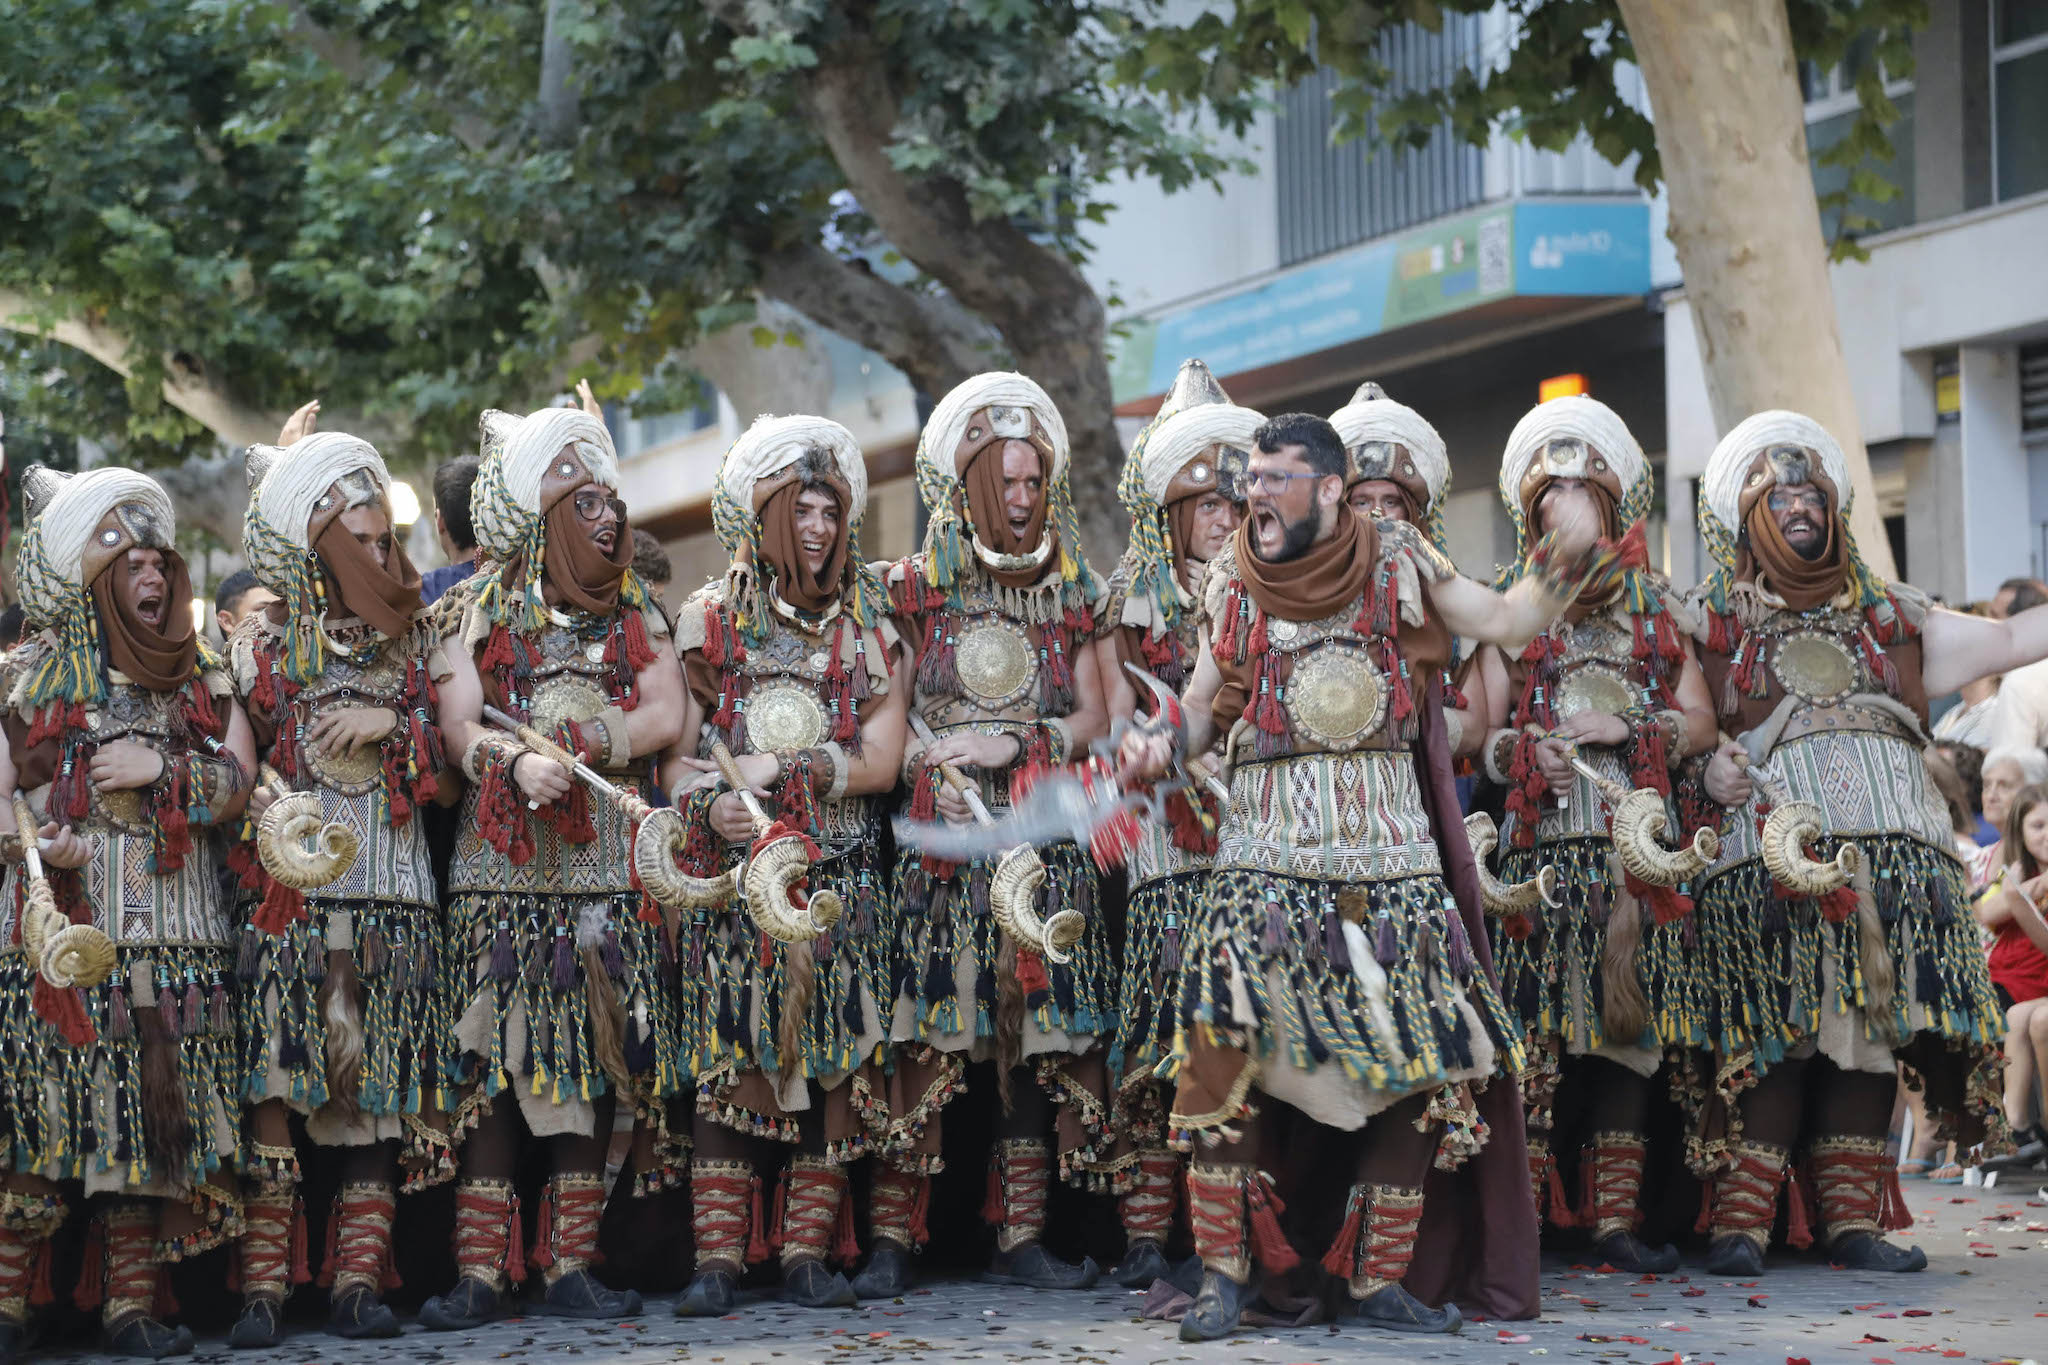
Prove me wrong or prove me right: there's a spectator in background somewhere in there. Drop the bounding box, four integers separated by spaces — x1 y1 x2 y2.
1935 741 1997 847
1932 605 2006 749
1973 747 2048 886
213 568 277 639
630 528 673 622
420 454 480 605
1974 783 2048 1159
1984 581 2048 751
0 604 23 652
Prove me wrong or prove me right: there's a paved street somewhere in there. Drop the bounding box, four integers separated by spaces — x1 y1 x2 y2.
48 1173 2040 1365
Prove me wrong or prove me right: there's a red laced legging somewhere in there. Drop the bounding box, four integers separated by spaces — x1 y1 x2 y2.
1581 1133 1650 1240
868 1168 930 1251
239 1180 309 1304
1702 1142 1789 1250
1188 1163 1297 1283
775 1159 859 1269
99 1204 163 1327
451 1179 524 1291
1119 1150 1180 1245
321 1182 399 1298
529 1173 607 1285
0 1194 63 1326
692 1159 769 1274
1320 1185 1423 1294
982 1139 1052 1254
1810 1139 1913 1240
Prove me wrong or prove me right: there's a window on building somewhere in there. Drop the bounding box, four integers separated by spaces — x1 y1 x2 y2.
1996 0 2048 201
2021 340 2048 437
1801 38 1917 238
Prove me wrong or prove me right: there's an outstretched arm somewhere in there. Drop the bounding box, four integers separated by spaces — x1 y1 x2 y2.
1922 604 2048 696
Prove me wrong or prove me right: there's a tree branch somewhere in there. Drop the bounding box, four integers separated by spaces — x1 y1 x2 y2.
755 242 994 399
0 289 285 447
282 0 496 154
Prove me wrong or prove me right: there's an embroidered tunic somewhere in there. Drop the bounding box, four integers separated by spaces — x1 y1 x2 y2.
884 555 1114 1177
1486 588 1701 1074
227 612 456 1182
1687 582 2006 1166
675 585 897 1162
0 646 244 1250
1169 527 1520 1144
442 586 681 1140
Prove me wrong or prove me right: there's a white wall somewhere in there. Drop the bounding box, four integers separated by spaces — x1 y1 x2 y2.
1085 108 1282 319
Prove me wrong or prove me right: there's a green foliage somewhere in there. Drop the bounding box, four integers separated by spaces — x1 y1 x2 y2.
1122 0 1928 262
1 0 1243 457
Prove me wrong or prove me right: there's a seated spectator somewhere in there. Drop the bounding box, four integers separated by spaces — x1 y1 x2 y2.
1972 747 2048 887
1935 741 1996 847
1974 783 2048 1155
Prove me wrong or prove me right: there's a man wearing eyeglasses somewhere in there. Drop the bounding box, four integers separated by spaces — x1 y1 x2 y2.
1681 412 2042 1278
1120 411 1619 1340
422 404 687 1330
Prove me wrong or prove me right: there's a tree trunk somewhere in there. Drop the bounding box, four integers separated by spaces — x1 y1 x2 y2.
1616 0 1895 577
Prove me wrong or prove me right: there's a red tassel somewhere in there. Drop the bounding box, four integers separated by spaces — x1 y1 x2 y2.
528 1180 557 1271
1784 1164 1815 1250
27 1241 54 1308
477 625 516 678
1211 585 1242 662
1320 1187 1366 1276
289 1200 311 1285
73 1219 104 1312
33 978 95 1048
1547 1157 1578 1228
831 1180 861 1265
503 1194 526 1285
908 1175 931 1245
154 1266 179 1320
1615 519 1650 571
252 876 307 937
1879 1166 1913 1232
1244 1172 1299 1272
1694 1176 1716 1235
1014 949 1051 999
1819 885 1859 924
746 1176 772 1266
981 1156 1004 1226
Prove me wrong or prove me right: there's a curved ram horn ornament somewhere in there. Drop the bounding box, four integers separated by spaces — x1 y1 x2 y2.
12 793 117 990
741 836 844 943
987 844 1083 964
1463 811 1559 914
1759 799 1862 895
1569 756 1718 888
1732 754 1861 896
630 805 737 909
256 790 360 891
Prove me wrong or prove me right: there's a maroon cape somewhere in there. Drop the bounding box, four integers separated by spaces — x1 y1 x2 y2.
1402 675 1542 1320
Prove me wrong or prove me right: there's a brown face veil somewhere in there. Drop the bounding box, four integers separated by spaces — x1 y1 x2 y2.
1736 444 1847 610
85 506 198 693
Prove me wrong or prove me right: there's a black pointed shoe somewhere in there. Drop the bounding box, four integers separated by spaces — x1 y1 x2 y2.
1344 1282 1463 1334
1110 1238 1172 1288
986 1242 1100 1289
329 1285 400 1339
1703 1233 1765 1277
419 1276 508 1331
106 1315 195 1360
227 1297 282 1349
1592 1229 1682 1274
850 1242 911 1300
539 1268 642 1319
783 1258 856 1308
1178 1267 1259 1342
1830 1231 1927 1272
674 1268 736 1317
